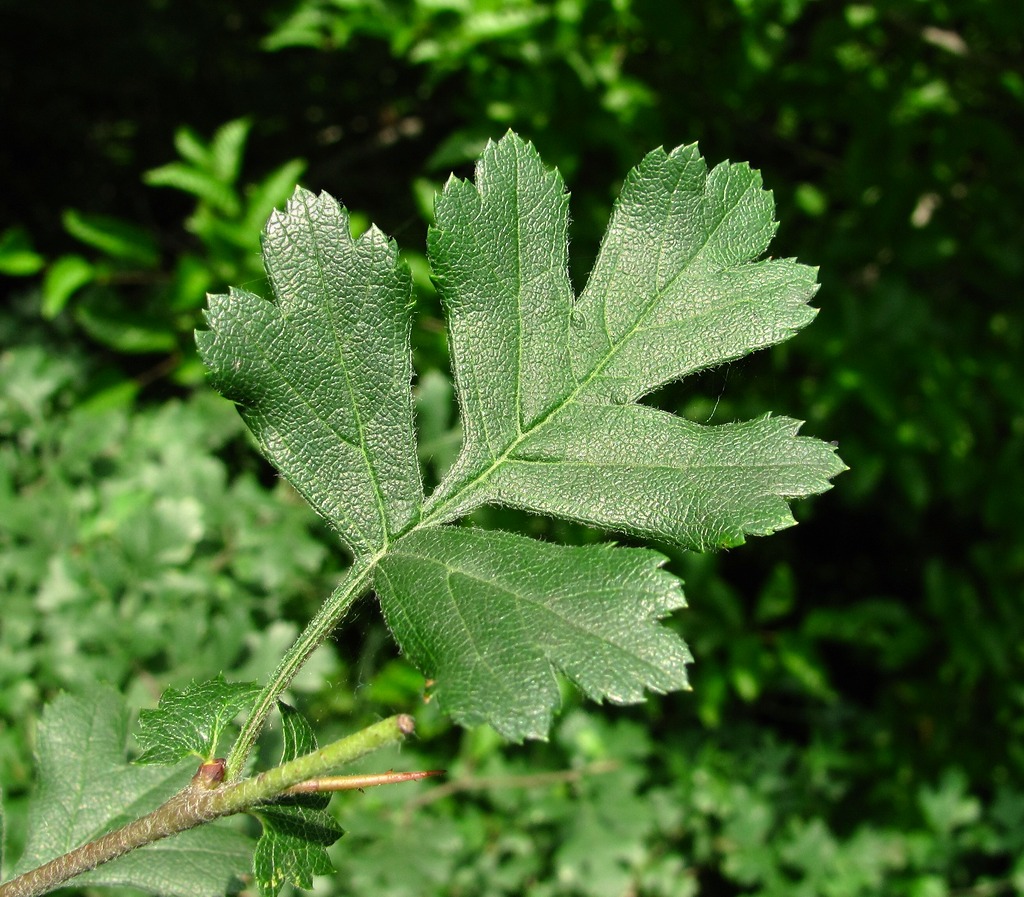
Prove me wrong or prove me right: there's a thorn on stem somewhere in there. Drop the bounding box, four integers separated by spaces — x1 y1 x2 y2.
282 768 444 795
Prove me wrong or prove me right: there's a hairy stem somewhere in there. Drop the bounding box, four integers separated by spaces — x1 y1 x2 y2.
0 715 414 897
0 787 207 897
225 560 376 780
217 714 415 814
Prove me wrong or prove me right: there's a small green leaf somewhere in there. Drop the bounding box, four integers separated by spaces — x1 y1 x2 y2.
10 688 252 895
278 702 320 776
173 125 213 169
74 292 178 353
250 703 343 896
0 227 45 276
242 157 309 236
41 254 95 318
136 676 261 764
61 209 160 266
168 253 215 311
261 9 331 52
144 162 242 216
252 804 342 896
209 117 253 184
0 250 45 276
376 527 690 740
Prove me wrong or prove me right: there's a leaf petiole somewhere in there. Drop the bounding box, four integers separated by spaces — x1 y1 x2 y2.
224 560 376 781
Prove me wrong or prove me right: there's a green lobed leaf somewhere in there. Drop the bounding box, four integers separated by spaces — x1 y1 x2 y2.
200 131 844 741
423 134 844 543
197 188 424 559
489 408 841 550
9 688 252 895
376 527 691 740
570 145 816 401
136 676 261 765
250 702 343 896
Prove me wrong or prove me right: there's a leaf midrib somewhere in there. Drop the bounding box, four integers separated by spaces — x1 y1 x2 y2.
298 198 392 553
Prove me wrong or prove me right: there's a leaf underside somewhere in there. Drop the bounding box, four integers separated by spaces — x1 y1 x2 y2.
199 130 845 741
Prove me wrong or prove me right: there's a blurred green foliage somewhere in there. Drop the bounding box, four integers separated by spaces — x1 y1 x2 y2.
1 0 1022 894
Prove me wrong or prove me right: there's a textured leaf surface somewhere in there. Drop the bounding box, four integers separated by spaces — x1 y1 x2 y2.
569 146 816 400
252 805 340 897
490 408 840 550
423 135 844 542
10 689 252 895
200 131 844 741
197 188 423 559
376 527 690 739
251 703 342 896
137 676 261 764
